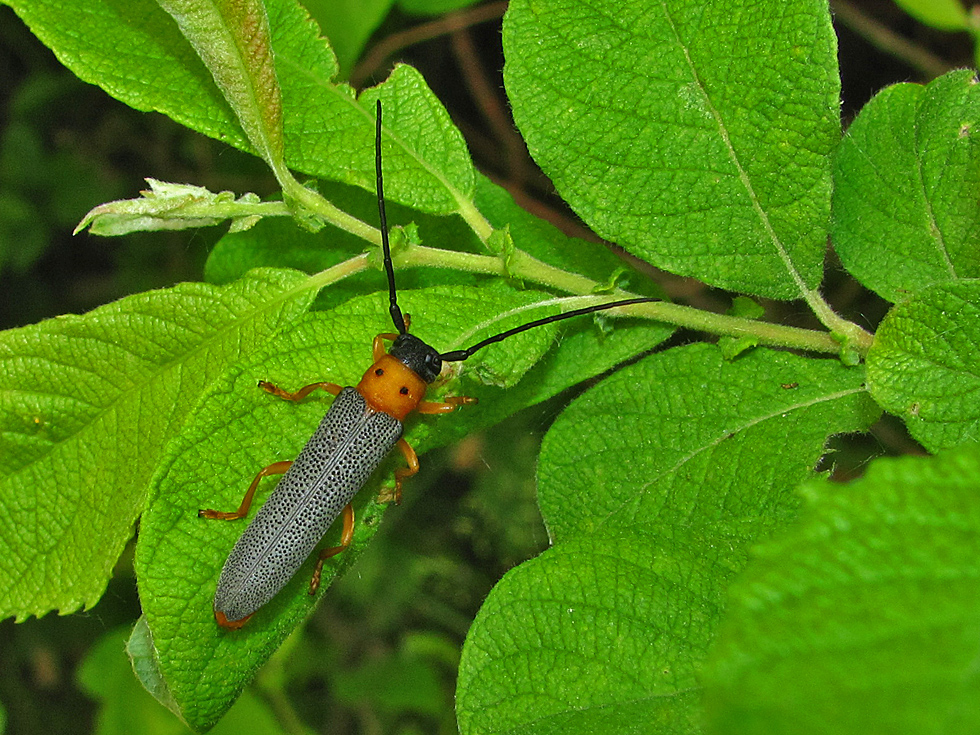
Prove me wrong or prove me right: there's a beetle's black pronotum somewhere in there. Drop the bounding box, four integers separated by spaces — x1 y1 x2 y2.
199 101 659 629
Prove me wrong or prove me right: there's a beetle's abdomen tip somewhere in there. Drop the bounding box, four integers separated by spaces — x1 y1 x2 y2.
215 609 252 630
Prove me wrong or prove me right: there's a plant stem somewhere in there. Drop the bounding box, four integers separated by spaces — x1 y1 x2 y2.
801 286 875 353
456 195 494 243
304 245 862 358
305 252 371 292
279 172 382 245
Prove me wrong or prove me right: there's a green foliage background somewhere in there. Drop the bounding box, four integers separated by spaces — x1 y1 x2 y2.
0 0 978 734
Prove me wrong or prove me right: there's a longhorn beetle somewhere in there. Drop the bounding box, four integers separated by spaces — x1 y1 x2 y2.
199 101 659 629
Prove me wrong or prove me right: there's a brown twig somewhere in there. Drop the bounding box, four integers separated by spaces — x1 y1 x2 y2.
449 22 535 188
831 0 953 80
350 1 509 89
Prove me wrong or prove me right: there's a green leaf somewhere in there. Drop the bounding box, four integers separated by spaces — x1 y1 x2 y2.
457 529 713 735
5 0 251 150
474 176 663 301
719 334 760 360
156 0 287 175
893 0 969 31
729 296 765 321
0 269 314 621
357 63 475 212
135 283 670 730
302 0 393 76
204 213 367 285
79 625 287 735
128 617 181 717
456 345 880 734
832 71 980 303
502 0 839 299
866 280 980 453
5 0 473 213
538 344 879 543
702 442 980 735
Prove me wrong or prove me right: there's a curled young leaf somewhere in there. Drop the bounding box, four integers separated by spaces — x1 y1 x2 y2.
74 179 280 236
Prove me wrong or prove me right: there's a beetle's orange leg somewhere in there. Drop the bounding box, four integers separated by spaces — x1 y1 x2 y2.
372 314 412 359
376 438 420 505
373 333 399 361
199 460 293 520
258 380 342 402
416 395 478 414
309 503 355 595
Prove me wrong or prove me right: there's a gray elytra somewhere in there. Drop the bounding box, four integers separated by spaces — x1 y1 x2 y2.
213 388 401 625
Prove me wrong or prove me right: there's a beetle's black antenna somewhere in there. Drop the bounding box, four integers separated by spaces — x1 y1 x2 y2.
374 102 658 356
376 100 408 335
439 297 660 362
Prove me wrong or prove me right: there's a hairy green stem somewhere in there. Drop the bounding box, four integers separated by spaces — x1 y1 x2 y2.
802 286 875 353
301 245 859 358
279 172 382 245
305 253 371 292
455 195 494 243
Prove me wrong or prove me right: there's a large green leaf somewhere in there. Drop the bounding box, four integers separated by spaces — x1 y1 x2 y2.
833 71 980 303
0 271 312 619
457 529 712 735
867 280 980 453
538 345 878 543
0 269 314 621
456 345 880 734
502 0 839 299
4 0 473 213
702 442 980 735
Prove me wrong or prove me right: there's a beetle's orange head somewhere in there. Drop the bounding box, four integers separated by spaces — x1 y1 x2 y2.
357 335 443 421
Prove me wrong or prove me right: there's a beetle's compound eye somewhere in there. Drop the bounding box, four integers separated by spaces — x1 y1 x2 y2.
425 353 441 373
399 386 409 395
375 368 384 376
